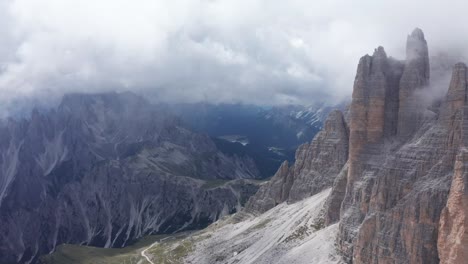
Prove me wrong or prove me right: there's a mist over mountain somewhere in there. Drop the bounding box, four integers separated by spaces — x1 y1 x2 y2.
2 1 468 264
0 92 262 263
1 1 468 117
38 27 468 264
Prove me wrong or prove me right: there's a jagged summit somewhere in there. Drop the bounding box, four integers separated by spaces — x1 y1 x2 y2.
372 46 387 57
405 27 429 64
397 28 430 137
446 62 468 101
142 28 468 264
151 28 468 264
337 28 468 263
409 27 425 40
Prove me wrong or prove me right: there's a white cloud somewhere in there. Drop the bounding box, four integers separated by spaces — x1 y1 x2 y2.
0 0 468 116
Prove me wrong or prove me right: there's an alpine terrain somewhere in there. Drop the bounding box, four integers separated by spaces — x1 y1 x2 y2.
0 92 261 264
3 27 468 264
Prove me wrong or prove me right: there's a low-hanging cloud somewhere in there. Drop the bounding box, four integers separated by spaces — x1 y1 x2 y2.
1 0 468 117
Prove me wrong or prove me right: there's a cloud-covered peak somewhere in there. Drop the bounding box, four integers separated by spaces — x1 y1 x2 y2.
0 0 468 117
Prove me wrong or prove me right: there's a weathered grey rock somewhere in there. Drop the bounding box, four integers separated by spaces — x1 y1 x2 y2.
246 110 349 213
324 162 348 225
437 63 468 264
440 63 468 122
244 161 292 213
397 28 430 138
438 150 468 264
336 29 462 264
288 110 349 202
0 92 260 264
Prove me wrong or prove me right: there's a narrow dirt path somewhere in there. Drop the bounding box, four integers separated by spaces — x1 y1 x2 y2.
140 240 159 264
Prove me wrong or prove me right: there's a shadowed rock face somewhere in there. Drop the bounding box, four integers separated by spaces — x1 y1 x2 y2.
245 110 349 213
0 92 260 264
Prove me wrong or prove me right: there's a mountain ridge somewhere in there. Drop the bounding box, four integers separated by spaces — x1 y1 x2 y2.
0 92 260 264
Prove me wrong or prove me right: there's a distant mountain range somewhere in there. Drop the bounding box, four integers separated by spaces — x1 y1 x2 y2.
0 92 261 264
167 102 343 177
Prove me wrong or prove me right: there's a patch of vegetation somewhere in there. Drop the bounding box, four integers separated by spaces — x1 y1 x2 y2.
194 234 212 242
201 179 229 189
244 218 271 234
284 225 311 243
215 255 227 262
148 239 195 264
283 217 326 243
40 235 166 264
311 217 325 231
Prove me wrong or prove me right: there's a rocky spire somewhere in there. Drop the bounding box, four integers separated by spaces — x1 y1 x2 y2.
397 28 430 137
444 63 468 113
439 63 468 148
347 46 403 183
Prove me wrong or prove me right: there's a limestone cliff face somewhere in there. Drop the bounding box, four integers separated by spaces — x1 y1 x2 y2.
397 28 430 138
438 150 468 264
288 110 349 202
244 160 292 213
335 29 467 264
222 28 467 264
348 46 403 185
437 63 468 264
246 110 349 213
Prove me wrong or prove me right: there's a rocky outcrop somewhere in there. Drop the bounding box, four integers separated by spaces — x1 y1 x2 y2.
440 63 468 124
288 110 349 202
348 46 403 184
0 92 260 264
324 163 348 225
181 28 466 264
246 110 348 213
335 29 466 264
437 63 468 264
397 28 430 138
244 161 292 213
438 150 468 264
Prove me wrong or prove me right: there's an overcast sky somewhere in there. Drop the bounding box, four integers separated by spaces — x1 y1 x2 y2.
1 0 468 116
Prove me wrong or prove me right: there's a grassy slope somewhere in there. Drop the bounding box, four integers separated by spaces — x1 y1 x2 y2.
40 232 197 264
40 235 165 264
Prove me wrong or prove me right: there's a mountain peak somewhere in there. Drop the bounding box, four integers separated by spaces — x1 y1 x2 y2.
409 27 425 40
397 27 430 137
373 46 387 58
406 27 429 62
441 62 468 125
